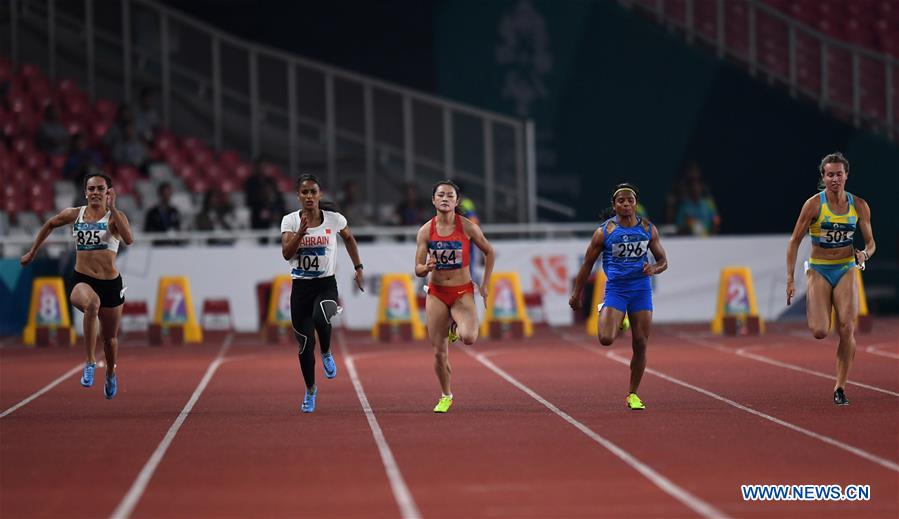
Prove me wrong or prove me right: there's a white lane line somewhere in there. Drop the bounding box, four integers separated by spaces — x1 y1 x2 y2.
460 346 729 519
676 334 899 397
865 344 899 360
0 363 84 418
339 333 421 519
110 333 234 519
568 336 899 473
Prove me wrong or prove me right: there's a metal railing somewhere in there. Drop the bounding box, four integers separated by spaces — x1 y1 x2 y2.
622 0 898 141
1 0 574 222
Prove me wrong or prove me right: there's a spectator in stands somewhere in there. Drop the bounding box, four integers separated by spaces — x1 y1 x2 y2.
35 104 69 155
337 179 367 225
134 87 160 143
62 133 103 187
394 181 426 226
143 182 182 245
195 188 236 245
112 122 150 171
675 171 720 236
244 157 272 214
250 179 286 243
102 104 134 152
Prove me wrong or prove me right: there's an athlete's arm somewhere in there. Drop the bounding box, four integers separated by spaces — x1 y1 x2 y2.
414 223 435 278
854 197 875 265
786 196 818 305
281 214 309 261
339 225 364 291
20 207 80 266
463 217 495 305
106 188 134 245
569 227 605 310
644 225 668 275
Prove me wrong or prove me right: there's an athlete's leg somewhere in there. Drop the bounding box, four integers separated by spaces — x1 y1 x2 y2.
627 310 652 394
598 305 626 346
425 295 453 395
806 268 834 339
291 288 316 391
97 305 123 378
831 269 858 392
70 283 100 363
312 286 339 355
449 294 478 346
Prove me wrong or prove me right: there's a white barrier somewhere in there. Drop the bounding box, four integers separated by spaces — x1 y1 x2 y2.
114 235 811 332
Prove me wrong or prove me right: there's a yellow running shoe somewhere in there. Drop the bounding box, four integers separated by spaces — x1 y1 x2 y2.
620 313 630 332
448 322 459 343
433 395 453 413
626 393 645 410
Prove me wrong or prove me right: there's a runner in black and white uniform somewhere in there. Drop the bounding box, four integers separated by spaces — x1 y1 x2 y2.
281 174 365 413
20 173 134 400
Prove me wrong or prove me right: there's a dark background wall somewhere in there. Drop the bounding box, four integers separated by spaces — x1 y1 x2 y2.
162 0 897 263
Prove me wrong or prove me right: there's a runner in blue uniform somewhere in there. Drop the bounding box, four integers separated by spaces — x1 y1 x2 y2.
570 183 668 410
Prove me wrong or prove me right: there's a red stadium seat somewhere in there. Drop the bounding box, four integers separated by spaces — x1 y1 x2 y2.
163 149 186 172
94 99 117 122
232 163 252 181
191 148 214 168
219 178 238 193
12 167 30 184
181 136 205 151
49 154 66 173
91 120 110 143
12 138 34 156
29 191 53 214
186 176 209 193
34 166 57 184
203 163 224 180
56 78 82 96
218 150 241 169
178 164 198 181
20 151 46 170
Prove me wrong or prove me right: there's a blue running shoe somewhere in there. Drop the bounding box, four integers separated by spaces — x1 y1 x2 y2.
301 386 318 413
81 362 96 387
104 374 117 400
322 352 337 379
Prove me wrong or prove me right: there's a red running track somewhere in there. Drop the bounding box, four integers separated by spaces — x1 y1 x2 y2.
1 320 896 518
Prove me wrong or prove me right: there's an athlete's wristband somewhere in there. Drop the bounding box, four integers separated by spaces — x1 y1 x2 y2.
354 263 364 270
861 250 869 261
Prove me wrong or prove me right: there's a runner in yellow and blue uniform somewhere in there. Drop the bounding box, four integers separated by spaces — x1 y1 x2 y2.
570 183 668 410
786 152 876 406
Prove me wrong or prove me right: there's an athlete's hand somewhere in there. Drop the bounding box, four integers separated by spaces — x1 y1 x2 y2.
426 252 437 272
106 187 116 209
642 263 654 276
786 279 795 306
298 215 309 237
20 250 35 267
479 282 489 308
569 294 582 311
354 268 364 292
854 249 867 270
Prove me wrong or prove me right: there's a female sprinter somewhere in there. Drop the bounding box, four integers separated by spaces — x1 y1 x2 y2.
20 172 134 399
414 180 495 413
281 174 364 413
786 152 875 405
569 183 668 410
